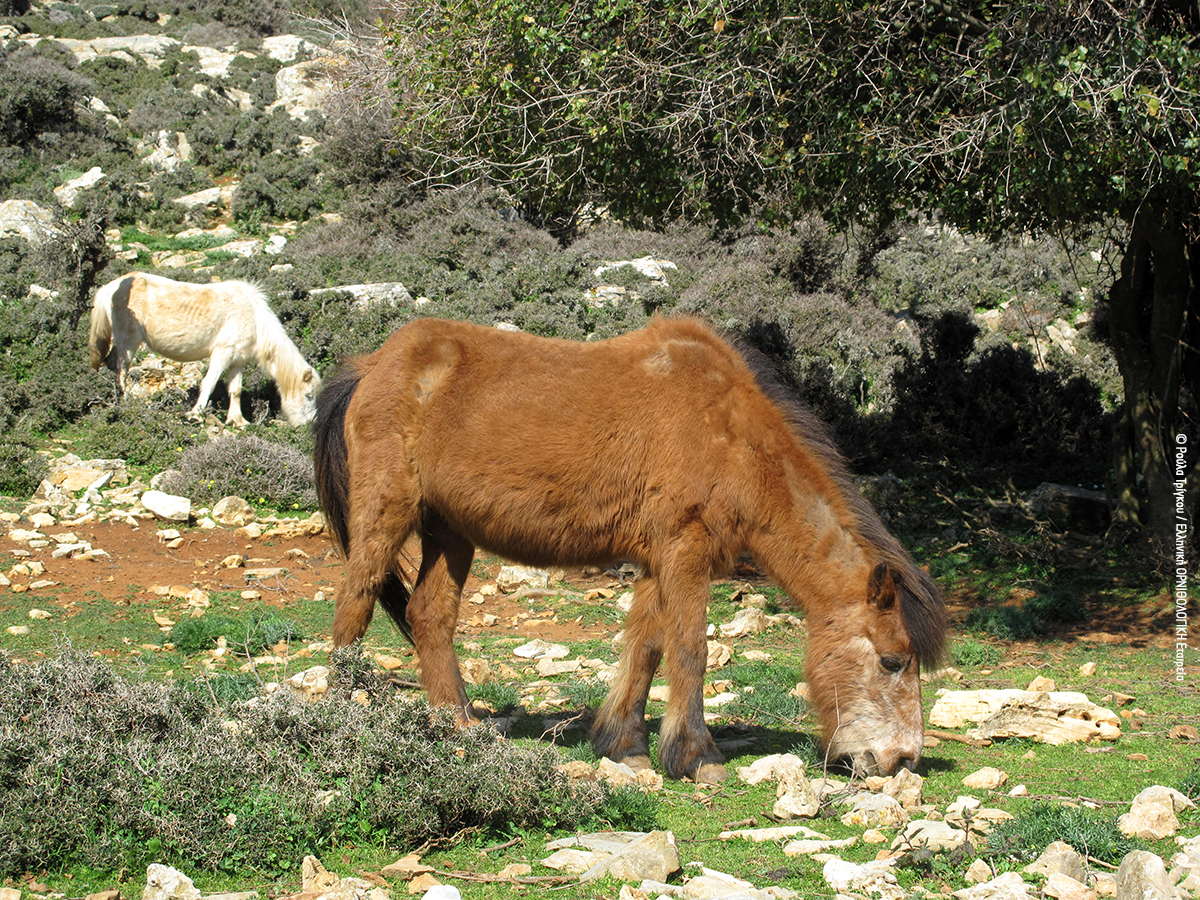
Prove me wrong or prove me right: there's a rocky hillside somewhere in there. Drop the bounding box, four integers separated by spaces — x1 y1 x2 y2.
0 0 1123 504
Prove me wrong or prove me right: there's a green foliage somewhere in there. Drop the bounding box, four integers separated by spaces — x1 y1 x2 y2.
1181 763 1200 801
0 434 49 498
0 650 626 879
963 605 1041 641
593 784 660 832
1023 590 1088 625
557 678 609 712
70 401 207 469
951 639 1002 670
381 0 1200 235
157 435 317 510
986 802 1141 864
468 680 522 715
0 44 91 145
168 611 302 655
0 283 113 434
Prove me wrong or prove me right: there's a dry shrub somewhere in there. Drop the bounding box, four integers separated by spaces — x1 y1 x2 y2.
0 650 619 878
157 435 317 510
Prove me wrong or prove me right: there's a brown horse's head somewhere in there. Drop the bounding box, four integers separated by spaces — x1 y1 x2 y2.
805 562 946 775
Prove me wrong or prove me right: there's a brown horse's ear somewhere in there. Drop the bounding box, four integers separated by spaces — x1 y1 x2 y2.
869 563 898 610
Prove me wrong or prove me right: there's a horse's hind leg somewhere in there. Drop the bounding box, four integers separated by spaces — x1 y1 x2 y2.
591 573 664 770
333 454 420 647
408 513 475 721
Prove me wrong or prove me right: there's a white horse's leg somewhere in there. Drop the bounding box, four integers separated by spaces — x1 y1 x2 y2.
223 366 248 427
190 351 232 423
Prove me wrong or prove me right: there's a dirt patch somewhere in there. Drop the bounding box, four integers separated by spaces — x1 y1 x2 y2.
4 520 1172 655
3 522 638 648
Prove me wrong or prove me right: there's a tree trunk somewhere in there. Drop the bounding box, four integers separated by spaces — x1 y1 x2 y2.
1107 204 1195 561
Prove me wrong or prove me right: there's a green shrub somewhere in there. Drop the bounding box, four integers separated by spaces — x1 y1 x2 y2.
0 44 91 145
0 650 626 878
468 680 522 715
963 605 1041 641
593 784 660 832
952 639 1002 669
70 401 207 470
1024 590 1088 625
1180 763 1200 801
168 615 245 653
0 285 115 434
169 612 303 655
986 802 1141 864
0 434 49 498
156 435 317 510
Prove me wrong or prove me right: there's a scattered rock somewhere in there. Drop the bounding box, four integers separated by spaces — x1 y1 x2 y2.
966 859 994 884
286 666 331 699
773 767 821 819
1043 873 1097 900
1115 850 1175 900
718 607 771 638
497 566 551 592
737 753 806 785
952 871 1032 900
0 199 58 244
1024 841 1087 882
893 820 967 853
213 496 256 527
1118 786 1194 840
54 166 106 207
141 490 192 522
143 864 201 900
379 854 434 880
840 793 909 828
309 283 415 308
963 767 1008 790
931 689 1120 745
578 831 681 884
720 824 830 843
881 768 925 808
822 858 904 900
513 639 568 659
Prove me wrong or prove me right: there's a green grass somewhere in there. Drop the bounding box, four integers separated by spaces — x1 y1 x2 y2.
2 488 1194 900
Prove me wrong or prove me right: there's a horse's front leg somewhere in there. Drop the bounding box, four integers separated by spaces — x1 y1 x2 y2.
591 573 663 771
656 530 726 783
222 366 248 427
190 352 232 423
408 515 476 722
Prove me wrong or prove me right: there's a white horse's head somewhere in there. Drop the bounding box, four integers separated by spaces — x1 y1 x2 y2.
281 366 321 425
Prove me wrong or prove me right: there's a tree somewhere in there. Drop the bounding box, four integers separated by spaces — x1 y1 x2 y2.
380 0 1200 555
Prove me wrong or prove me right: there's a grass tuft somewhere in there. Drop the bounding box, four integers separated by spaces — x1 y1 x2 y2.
985 802 1141 864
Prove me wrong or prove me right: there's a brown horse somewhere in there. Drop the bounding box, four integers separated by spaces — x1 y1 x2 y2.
314 317 947 782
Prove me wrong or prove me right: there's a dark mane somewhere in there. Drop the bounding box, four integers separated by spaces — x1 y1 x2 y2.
732 335 949 669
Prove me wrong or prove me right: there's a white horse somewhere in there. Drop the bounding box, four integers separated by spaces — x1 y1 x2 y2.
89 272 321 427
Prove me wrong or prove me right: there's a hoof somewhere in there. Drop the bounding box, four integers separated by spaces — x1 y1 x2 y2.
693 762 728 785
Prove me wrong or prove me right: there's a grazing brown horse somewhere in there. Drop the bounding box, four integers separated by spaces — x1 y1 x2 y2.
314 317 947 782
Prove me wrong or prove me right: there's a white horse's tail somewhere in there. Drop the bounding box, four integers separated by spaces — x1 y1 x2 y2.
88 276 121 370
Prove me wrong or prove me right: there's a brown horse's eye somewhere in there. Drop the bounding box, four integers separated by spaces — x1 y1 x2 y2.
881 655 906 673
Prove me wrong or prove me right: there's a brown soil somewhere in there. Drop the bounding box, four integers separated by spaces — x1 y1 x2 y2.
7 520 1175 654
7 521 635 647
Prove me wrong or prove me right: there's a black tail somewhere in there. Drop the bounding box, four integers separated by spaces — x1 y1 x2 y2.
312 361 416 645
313 363 362 558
